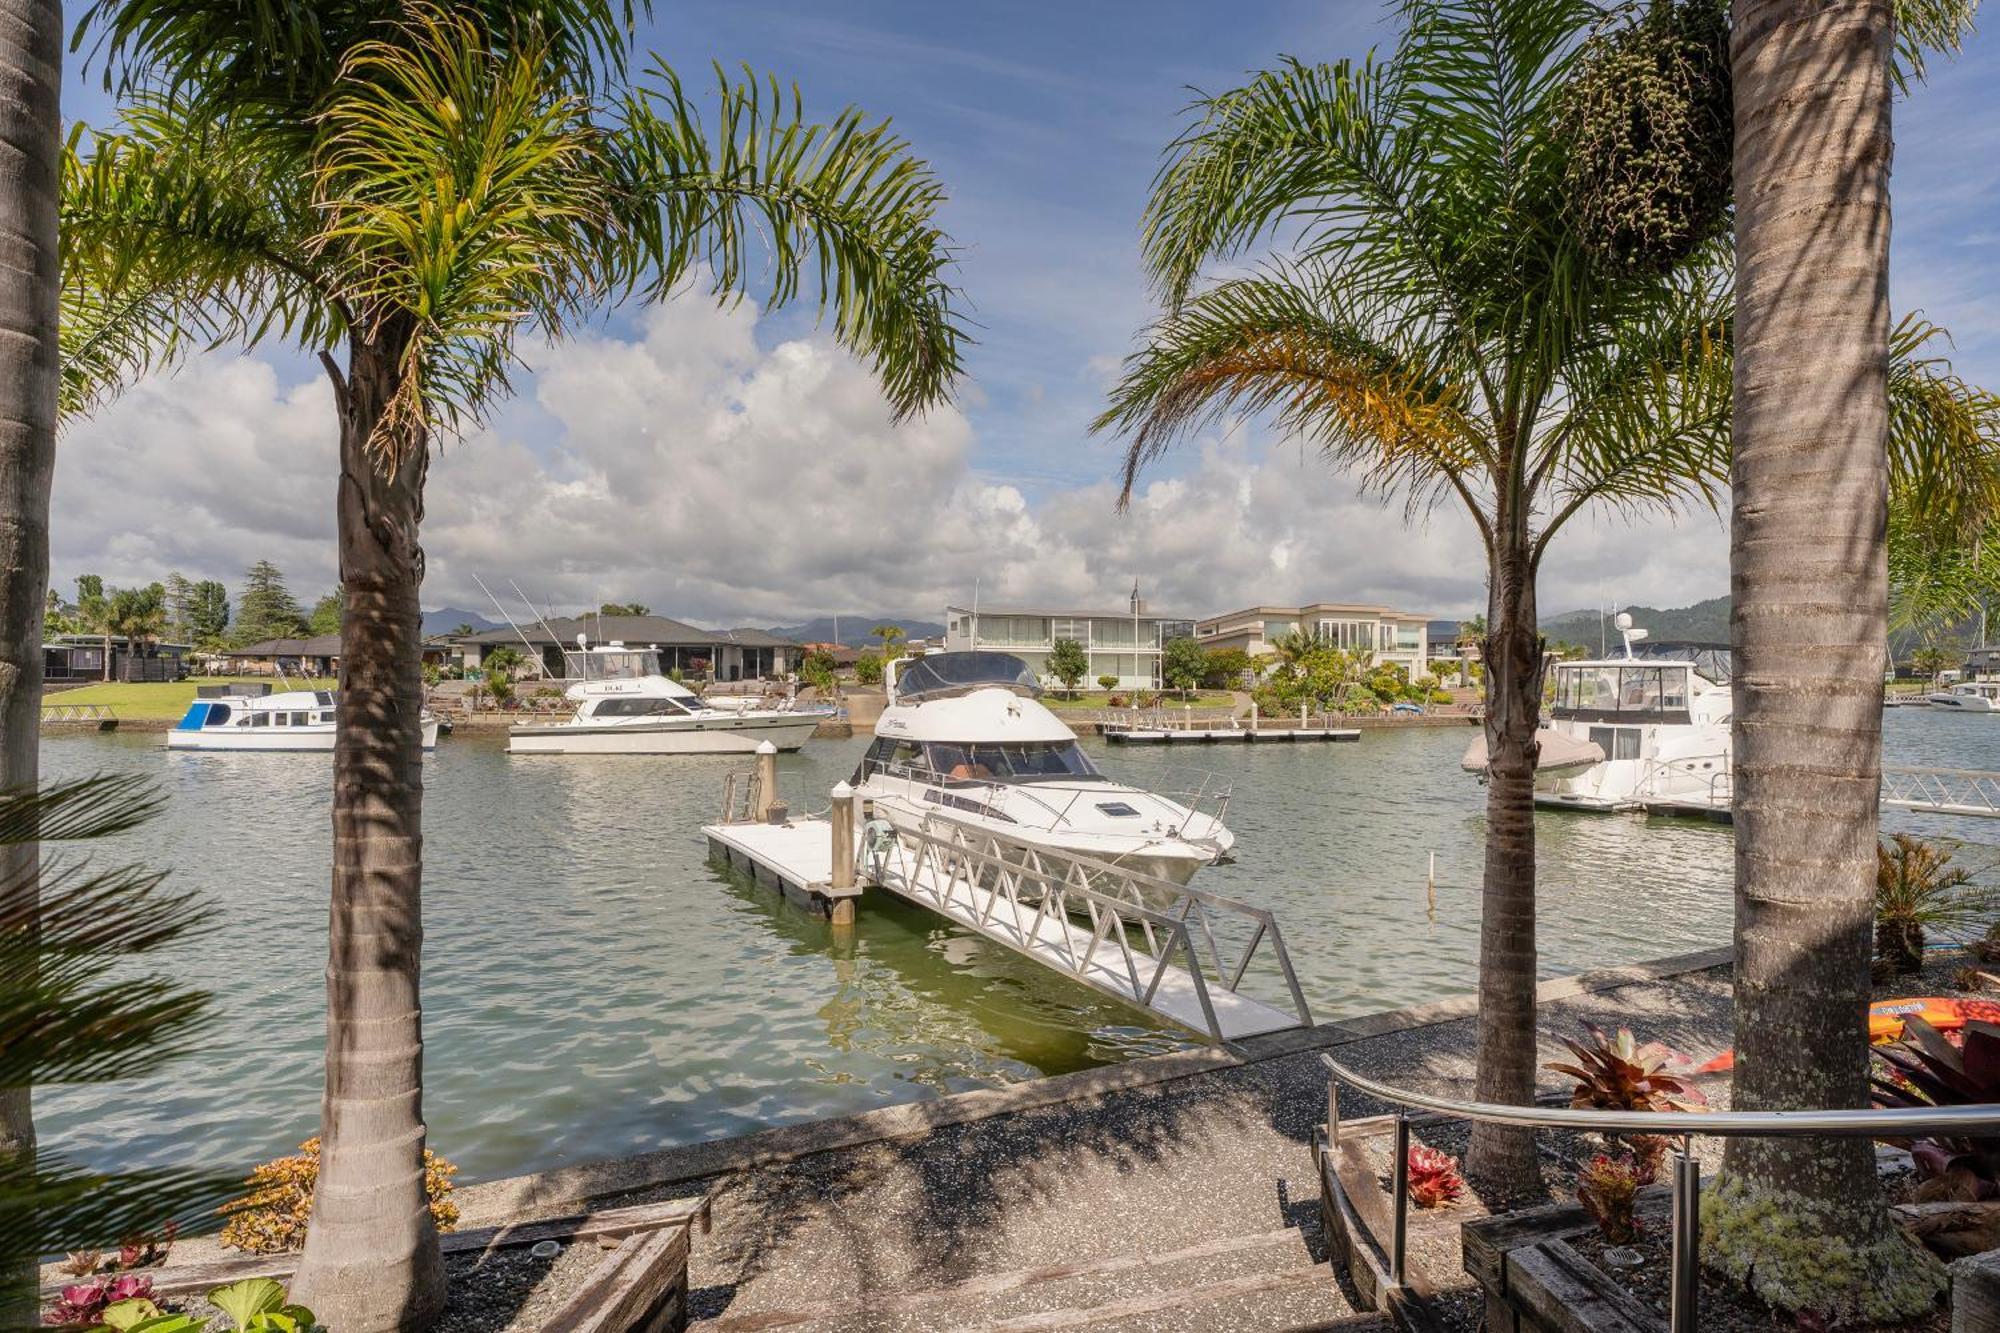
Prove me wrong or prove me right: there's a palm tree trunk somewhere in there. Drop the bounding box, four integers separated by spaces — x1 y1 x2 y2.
1466 530 1543 1190
1703 0 1943 1319
289 331 446 1332
0 0 59 1316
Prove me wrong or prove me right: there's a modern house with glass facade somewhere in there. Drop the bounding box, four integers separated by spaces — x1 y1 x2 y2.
943 594 1195 690
1195 601 1433 679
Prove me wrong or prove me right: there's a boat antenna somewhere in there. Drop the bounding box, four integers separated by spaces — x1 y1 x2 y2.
471 571 551 678
507 578 562 679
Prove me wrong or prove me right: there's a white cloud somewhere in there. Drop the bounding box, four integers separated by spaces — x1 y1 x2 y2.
49 294 1732 625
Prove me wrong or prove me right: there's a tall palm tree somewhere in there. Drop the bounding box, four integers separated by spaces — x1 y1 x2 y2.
1700 0 1957 1318
0 0 60 1317
1096 2 1997 1189
62 5 967 1327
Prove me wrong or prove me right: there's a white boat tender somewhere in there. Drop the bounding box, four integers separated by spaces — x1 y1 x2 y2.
1928 682 2000 712
1462 615 1732 813
507 643 828 755
852 651 1236 884
169 684 441 751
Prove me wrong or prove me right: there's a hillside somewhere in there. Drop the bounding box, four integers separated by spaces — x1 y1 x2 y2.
421 607 500 636
1540 595 1731 648
767 616 947 647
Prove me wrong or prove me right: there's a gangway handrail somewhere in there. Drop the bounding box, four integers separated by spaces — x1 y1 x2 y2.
1885 762 2000 781
1320 1053 2000 1333
871 811 1312 1040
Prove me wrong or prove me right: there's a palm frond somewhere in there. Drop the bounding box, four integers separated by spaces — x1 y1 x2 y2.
1893 0 1979 91
614 60 967 420
1887 314 2000 539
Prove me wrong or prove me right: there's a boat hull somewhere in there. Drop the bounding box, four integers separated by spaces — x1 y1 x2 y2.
168 718 441 751
507 712 821 754
867 794 1222 887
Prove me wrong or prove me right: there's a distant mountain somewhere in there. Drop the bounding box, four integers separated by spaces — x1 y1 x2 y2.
422 607 501 636
1541 595 1731 649
767 615 946 647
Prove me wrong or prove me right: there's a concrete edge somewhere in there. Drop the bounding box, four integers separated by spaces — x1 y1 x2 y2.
454 945 1733 1223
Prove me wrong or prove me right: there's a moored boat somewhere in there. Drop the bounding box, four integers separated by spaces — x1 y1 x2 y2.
169 683 441 751
507 642 828 755
1927 681 2000 712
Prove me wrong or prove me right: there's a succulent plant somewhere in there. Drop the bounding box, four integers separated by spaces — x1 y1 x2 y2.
1546 1023 1709 1114
1407 1144 1465 1209
1872 1016 2000 1201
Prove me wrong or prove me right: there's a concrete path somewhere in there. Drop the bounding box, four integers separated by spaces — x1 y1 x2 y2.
469 950 1733 1332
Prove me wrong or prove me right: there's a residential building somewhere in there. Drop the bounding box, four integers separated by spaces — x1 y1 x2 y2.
451 615 801 681
942 592 1195 690
1196 601 1433 679
221 634 455 677
44 635 191 683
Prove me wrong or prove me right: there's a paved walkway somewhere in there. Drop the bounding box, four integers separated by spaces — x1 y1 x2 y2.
455 950 1732 1332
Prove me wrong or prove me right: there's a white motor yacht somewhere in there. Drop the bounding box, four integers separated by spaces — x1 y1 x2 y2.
169 683 441 751
507 642 828 755
852 651 1235 884
1928 681 2000 712
1462 615 1732 813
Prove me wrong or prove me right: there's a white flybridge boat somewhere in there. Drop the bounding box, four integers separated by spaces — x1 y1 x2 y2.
506 641 828 755
852 651 1236 884
168 682 441 751
1928 681 2000 712
1462 614 1733 813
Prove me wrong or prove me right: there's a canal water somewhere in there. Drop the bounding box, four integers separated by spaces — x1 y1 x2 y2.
35 708 1998 1185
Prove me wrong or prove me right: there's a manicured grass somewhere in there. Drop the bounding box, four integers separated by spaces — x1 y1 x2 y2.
49 676 337 720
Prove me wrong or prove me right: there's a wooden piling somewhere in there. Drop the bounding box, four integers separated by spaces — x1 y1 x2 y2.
753 741 778 822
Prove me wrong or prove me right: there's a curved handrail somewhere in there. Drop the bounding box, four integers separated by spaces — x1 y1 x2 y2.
1321 1053 2000 1137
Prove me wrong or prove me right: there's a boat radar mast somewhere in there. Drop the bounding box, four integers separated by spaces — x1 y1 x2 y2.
1615 611 1649 660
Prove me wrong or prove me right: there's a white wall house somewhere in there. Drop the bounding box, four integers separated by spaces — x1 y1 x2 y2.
944 595 1195 690
1195 601 1433 680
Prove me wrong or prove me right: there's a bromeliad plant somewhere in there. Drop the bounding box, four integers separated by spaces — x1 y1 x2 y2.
1547 1024 1709 1114
1577 1153 1648 1246
1871 1017 2000 1202
1407 1144 1466 1209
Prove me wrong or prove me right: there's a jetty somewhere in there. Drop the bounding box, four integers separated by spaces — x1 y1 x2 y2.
1103 723 1360 745
703 752 1311 1044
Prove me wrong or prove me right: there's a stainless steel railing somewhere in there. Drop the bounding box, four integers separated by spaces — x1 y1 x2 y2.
1321 1053 2000 1333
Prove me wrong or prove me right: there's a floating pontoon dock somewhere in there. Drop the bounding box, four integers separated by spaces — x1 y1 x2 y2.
703 777 1311 1044
1103 725 1360 745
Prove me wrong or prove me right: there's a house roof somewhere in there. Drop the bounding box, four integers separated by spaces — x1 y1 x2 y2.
715 627 798 647
453 614 737 648
230 635 343 657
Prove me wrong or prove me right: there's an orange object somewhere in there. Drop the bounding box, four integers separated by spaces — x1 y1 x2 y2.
1692 996 2000 1075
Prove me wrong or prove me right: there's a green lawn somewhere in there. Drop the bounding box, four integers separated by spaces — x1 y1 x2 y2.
49 676 337 720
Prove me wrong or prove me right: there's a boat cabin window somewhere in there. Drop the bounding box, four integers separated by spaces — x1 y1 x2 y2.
1552 665 1691 725
204 704 231 727
893 652 1041 701
318 711 336 724
1096 801 1141 817
591 697 690 718
274 712 289 726
249 713 270 727
561 649 663 681
853 737 926 783
922 741 1100 783
1586 725 1644 761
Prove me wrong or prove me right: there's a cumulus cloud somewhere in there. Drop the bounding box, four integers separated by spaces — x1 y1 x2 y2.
49 294 1730 625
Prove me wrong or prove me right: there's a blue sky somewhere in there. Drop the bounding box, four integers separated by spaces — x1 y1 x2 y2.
49 3 2000 624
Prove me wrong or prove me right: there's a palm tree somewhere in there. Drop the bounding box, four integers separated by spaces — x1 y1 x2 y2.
870 623 907 660
1701 0 1968 1317
61 5 966 1327
0 5 61 1311
1096 4 1997 1190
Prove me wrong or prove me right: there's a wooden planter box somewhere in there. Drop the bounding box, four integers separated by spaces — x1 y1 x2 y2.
1313 1113 1458 1333
1461 1189 1671 1333
43 1197 710 1333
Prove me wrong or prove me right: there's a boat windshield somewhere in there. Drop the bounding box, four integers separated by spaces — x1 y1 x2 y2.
922 741 1100 783
893 651 1041 701
1551 663 1693 724
561 649 662 680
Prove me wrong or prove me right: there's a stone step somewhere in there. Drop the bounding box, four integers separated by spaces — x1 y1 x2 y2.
691 1223 1389 1333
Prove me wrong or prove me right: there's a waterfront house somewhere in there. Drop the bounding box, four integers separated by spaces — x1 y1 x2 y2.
44 634 192 683
451 615 801 682
943 590 1195 690
225 634 345 676
1195 601 1435 679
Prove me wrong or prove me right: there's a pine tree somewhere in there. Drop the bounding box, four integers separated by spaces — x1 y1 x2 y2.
161 571 193 642
231 561 307 646
187 581 230 647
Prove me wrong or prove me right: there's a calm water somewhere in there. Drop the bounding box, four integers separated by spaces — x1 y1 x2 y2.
36 708 1999 1184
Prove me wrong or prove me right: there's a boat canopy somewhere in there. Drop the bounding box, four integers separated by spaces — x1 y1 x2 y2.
893 651 1042 702
1623 641 1731 684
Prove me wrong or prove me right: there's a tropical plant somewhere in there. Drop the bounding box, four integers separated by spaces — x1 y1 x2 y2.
481 645 525 677
1707 0 1978 1320
1870 1018 2000 1202
220 1138 457 1256
0 2 59 1309
870 623 907 661
1161 637 1206 696
82 1277 325 1333
1406 1144 1464 1209
1577 1153 1648 1246
0 775 218 1320
853 650 884 686
62 3 965 1324
1876 835 1993 975
1909 643 1960 686
1546 1024 1709 1114
1047 638 1089 696
1095 0 1997 1197
48 1273 155 1326
798 649 839 693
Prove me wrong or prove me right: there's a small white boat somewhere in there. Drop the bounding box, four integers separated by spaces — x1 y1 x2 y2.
1928 682 2000 712
1462 615 1732 813
507 642 828 755
169 684 441 751
853 651 1235 884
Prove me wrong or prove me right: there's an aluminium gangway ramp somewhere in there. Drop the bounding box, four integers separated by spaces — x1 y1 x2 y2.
704 809 1312 1043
